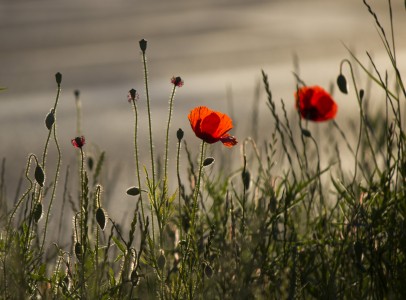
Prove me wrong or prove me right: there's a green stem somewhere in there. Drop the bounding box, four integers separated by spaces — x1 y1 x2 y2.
141 51 156 245
40 105 62 254
132 100 146 227
164 85 177 189
79 147 86 298
190 141 205 233
176 139 183 240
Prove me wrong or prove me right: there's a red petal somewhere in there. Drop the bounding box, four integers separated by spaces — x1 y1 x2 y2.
220 134 238 147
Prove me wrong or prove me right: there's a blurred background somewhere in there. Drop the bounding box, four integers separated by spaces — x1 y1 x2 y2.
1 0 405 222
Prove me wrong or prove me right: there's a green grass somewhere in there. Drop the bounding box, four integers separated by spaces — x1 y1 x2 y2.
1 1 405 299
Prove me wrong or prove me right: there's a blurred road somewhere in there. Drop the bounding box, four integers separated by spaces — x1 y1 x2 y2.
0 0 405 219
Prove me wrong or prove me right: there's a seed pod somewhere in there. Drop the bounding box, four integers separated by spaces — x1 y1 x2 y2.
203 157 215 167
96 207 107 231
35 165 45 187
33 203 43 223
126 187 140 196
337 74 348 94
45 109 55 130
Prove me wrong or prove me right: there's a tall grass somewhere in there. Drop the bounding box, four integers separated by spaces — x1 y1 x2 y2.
0 1 405 299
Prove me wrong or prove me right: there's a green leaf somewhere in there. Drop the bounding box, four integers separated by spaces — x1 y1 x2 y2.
112 236 126 253
0 87 6 91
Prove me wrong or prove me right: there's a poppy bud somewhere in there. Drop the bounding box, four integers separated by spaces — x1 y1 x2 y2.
33 202 43 223
139 39 147 53
55 72 62 85
45 108 55 130
177 128 184 141
35 164 45 187
203 157 215 167
96 207 107 231
126 187 140 196
337 74 348 94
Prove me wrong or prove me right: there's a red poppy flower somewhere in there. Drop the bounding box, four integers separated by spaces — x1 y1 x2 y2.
295 86 337 122
71 136 85 148
188 106 237 147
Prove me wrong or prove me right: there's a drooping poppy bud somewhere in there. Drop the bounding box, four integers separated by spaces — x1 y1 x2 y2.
337 74 348 94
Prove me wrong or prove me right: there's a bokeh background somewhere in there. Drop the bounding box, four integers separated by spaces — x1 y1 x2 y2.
1 0 405 221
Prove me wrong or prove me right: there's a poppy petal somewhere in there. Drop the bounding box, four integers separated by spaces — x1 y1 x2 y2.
220 134 238 147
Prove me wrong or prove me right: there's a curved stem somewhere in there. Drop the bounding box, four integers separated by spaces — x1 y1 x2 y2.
40 106 62 254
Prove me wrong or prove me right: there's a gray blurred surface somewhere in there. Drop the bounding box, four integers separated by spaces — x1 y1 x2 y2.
0 0 405 219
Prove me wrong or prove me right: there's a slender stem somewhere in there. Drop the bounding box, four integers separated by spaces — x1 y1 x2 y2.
79 147 86 298
132 100 146 225
164 85 177 191
176 138 183 240
40 108 62 254
190 141 205 232
141 51 156 205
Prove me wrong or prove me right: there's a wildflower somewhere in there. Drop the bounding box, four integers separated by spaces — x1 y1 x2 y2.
171 76 184 87
71 136 85 148
188 106 237 147
127 89 139 103
295 86 337 122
